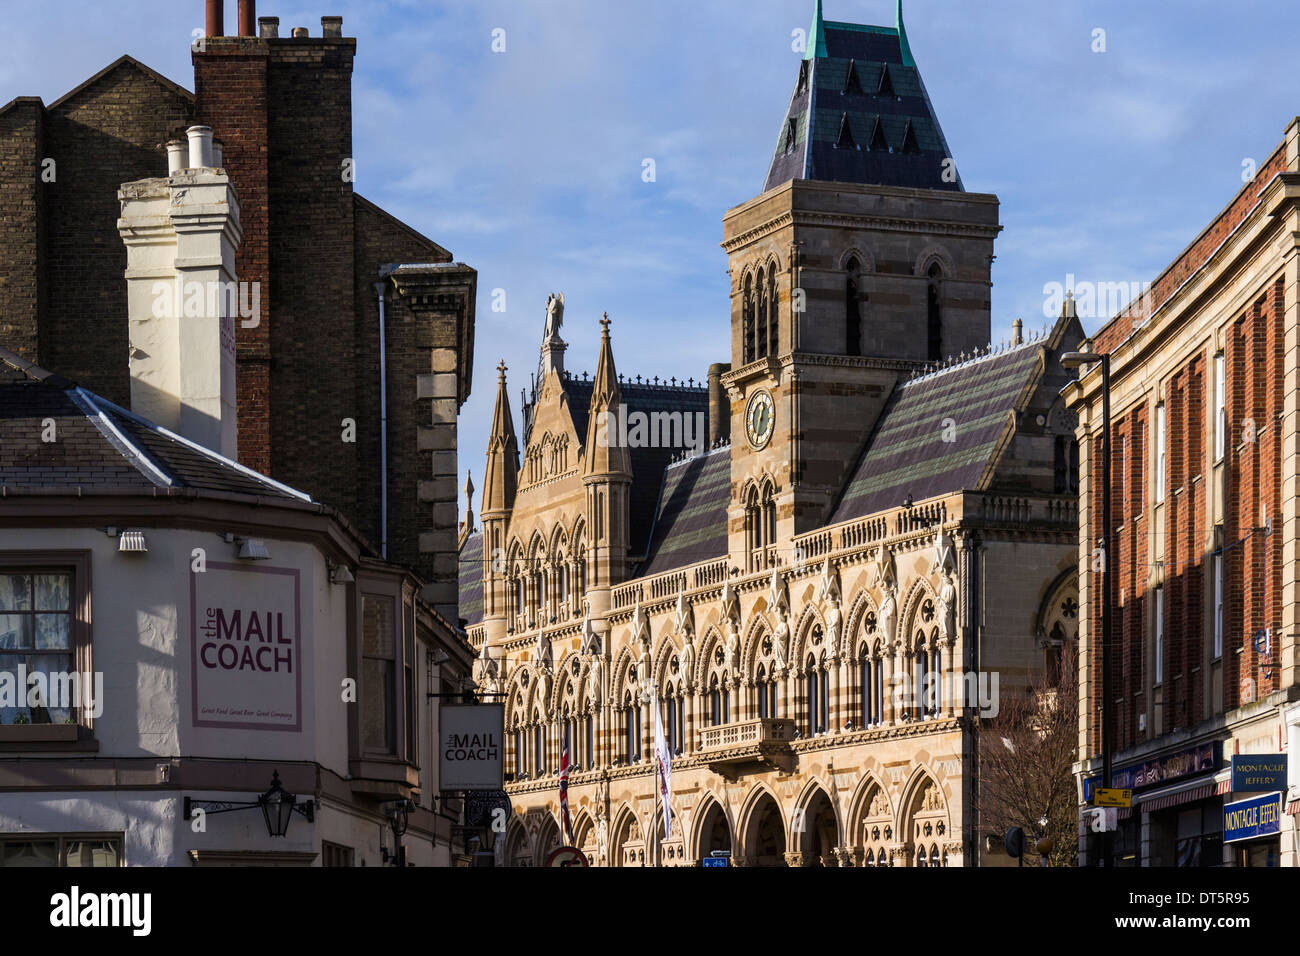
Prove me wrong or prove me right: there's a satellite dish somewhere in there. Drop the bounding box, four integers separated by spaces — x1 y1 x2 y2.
1004 826 1025 859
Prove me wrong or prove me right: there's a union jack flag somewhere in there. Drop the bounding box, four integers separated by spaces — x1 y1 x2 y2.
559 734 573 845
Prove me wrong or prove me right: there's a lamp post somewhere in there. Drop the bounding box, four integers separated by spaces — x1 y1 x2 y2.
1061 350 1112 868
182 769 315 838
382 798 413 867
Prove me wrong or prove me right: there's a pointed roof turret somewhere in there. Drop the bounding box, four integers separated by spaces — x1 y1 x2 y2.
482 360 519 516
763 0 963 193
805 0 828 61
582 314 633 479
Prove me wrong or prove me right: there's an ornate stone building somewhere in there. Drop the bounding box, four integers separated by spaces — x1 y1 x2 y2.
459 1 1083 867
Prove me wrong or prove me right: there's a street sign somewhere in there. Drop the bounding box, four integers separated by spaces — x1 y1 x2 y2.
1094 787 1132 808
1231 754 1287 793
702 857 728 867
545 846 589 867
1224 792 1282 844
1083 806 1117 833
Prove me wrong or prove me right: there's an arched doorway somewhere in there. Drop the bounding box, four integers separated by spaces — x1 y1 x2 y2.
799 787 840 867
741 791 787 867
697 799 732 863
533 815 561 866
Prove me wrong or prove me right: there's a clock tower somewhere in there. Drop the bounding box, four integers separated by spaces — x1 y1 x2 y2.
722 0 1000 572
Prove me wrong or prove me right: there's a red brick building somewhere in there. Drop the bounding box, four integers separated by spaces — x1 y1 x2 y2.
0 2 474 617
1065 118 1300 867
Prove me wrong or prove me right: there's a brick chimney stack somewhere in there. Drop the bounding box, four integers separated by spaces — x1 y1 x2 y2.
117 127 242 458
206 0 223 36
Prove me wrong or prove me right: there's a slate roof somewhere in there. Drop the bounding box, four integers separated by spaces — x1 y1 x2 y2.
459 531 485 627
764 16 962 193
641 445 732 576
830 342 1044 523
0 348 310 501
553 374 710 558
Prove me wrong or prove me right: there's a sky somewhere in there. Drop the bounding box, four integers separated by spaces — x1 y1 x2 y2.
5 0 1299 520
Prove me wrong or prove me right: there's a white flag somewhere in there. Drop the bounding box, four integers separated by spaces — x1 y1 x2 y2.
653 698 673 839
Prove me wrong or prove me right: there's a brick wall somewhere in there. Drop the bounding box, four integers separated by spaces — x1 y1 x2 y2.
193 39 272 474
42 60 194 404
0 98 46 360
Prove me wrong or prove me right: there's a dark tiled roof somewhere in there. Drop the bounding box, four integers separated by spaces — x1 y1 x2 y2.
830 343 1044 522
641 446 731 576
558 375 709 557
765 20 962 193
459 531 484 627
0 348 309 501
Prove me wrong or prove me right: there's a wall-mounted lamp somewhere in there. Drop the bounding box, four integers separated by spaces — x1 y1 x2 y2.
328 561 354 585
236 537 271 561
118 531 148 554
182 770 315 838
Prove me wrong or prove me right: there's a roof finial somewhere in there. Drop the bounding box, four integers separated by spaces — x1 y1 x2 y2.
496 359 508 383
896 0 915 68
805 0 828 61
599 312 611 337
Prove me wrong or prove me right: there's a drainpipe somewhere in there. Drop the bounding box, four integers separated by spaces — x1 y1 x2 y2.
373 281 389 559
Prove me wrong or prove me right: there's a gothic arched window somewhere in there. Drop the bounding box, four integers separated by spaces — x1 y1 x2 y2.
767 266 779 357
926 263 943 362
756 266 769 359
742 273 756 363
845 256 862 356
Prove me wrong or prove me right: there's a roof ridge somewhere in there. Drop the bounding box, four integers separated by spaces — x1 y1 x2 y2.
90 392 313 502
69 388 174 489
900 326 1050 388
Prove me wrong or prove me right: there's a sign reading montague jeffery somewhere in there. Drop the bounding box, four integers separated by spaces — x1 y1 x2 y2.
191 562 302 732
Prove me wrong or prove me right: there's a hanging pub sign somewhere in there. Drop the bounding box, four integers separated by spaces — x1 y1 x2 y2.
190 562 302 732
440 703 504 791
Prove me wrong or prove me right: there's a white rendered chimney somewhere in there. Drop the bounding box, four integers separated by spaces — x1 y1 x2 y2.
166 139 187 175
117 142 242 459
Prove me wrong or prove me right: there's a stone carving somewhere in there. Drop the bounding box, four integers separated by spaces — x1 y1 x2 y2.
587 651 603 706
724 618 740 674
824 599 842 658
535 624 551 668
596 807 609 864
936 566 956 641
922 782 944 813
771 610 790 674
673 588 692 638
537 666 553 717
544 291 565 341
931 531 955 575
868 791 890 819
879 584 897 645
817 557 838 603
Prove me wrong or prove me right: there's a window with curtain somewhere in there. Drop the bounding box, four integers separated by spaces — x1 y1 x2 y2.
0 570 74 725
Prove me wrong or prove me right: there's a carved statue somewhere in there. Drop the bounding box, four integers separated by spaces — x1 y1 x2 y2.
824 599 842 657
772 610 790 673
544 292 565 341
724 618 740 673
587 652 603 706
879 585 897 645
936 567 956 641
537 666 553 717
596 807 609 865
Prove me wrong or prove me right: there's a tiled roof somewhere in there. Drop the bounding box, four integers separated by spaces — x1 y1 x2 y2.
459 531 485 627
0 348 309 501
765 19 961 193
830 343 1044 522
557 374 709 557
641 445 732 576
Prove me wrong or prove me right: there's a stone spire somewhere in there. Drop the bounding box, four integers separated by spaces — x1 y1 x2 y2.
460 470 475 542
482 360 519 517
583 313 633 479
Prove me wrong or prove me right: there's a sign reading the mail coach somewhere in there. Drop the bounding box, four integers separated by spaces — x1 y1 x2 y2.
190 562 302 732
440 704 504 791
1231 754 1287 793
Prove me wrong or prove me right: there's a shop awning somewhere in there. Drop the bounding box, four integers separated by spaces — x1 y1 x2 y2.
1135 775 1227 813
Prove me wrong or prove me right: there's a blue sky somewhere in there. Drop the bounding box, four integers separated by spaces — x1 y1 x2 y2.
6 0 1299 516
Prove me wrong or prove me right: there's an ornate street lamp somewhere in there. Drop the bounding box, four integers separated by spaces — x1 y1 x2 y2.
183 770 315 838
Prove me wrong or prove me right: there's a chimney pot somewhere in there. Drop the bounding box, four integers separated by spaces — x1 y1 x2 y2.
1012 318 1024 346
186 126 214 169
707 363 732 447
237 0 256 36
321 16 343 37
206 0 224 36
258 16 279 38
292 26 309 38
166 140 188 175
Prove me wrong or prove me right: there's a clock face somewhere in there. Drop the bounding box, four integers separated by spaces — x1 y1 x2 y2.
745 389 775 450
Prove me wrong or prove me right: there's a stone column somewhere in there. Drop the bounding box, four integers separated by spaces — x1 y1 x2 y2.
783 851 805 868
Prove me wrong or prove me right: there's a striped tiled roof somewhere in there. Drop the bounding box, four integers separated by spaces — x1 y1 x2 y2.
459 531 484 627
830 343 1044 522
641 445 732 576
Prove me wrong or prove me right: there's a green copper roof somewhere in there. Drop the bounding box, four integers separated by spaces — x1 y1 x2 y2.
897 0 915 67
805 0 829 61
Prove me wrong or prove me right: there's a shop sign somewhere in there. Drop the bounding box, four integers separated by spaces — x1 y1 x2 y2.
1224 793 1282 844
1231 754 1287 793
